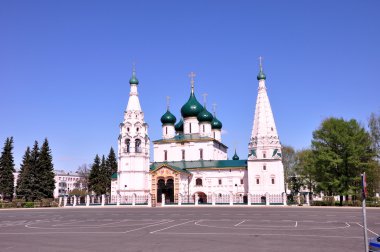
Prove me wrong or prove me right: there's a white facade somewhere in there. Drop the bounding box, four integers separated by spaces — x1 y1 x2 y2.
112 64 285 204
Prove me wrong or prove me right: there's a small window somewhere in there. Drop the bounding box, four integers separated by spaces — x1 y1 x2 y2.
271 178 275 184
164 150 168 161
203 125 205 132
256 178 260 184
196 178 203 186
240 179 244 185
127 127 130 132
263 153 266 158
189 123 192 133
136 127 139 132
263 165 266 170
199 149 203 160
182 150 185 160
218 179 222 185
213 132 216 138
165 127 168 135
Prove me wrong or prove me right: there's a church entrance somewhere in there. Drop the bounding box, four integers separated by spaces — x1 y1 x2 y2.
196 192 207 204
157 178 174 203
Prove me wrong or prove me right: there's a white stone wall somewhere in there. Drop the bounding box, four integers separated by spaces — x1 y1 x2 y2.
153 140 227 162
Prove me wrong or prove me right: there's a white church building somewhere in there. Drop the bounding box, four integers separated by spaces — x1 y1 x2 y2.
111 62 285 206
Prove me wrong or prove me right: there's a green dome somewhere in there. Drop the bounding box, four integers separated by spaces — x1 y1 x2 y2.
257 69 266 80
175 119 184 131
197 106 213 122
129 75 139 85
180 93 203 118
160 110 176 125
211 116 222 129
232 150 239 160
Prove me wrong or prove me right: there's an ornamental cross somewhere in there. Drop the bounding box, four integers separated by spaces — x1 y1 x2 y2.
212 103 217 115
202 93 208 106
188 72 196 90
166 96 170 110
259 56 263 70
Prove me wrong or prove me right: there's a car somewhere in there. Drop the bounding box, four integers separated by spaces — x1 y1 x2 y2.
369 236 380 252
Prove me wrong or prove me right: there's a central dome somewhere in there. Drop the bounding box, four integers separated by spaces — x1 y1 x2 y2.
180 93 203 118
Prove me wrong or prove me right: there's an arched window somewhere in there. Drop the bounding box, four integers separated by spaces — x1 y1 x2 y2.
125 139 130 153
135 139 142 153
263 164 267 170
256 177 260 184
271 175 275 184
196 178 202 186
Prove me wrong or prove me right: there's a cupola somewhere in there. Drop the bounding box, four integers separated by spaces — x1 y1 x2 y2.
160 110 176 125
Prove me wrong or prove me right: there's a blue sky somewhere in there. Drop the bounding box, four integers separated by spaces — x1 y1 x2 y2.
1 1 379 171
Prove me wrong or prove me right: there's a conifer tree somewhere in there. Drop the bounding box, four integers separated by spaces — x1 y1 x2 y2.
88 155 101 195
0 137 16 201
16 147 33 201
38 138 55 198
106 147 117 193
100 155 108 195
29 141 41 201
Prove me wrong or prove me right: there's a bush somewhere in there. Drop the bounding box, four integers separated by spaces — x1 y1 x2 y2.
24 202 34 208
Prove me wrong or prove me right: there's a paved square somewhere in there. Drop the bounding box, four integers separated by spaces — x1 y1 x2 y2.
0 206 379 251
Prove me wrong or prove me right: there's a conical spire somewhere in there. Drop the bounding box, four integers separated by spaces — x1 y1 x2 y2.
250 59 280 149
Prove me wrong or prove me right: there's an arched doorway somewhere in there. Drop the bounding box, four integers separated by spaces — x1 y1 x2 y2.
156 178 174 204
196 192 207 204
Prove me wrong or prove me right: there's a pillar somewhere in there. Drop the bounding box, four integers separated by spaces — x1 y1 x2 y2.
73 196 77 206
58 197 62 207
282 192 287 206
229 193 233 206
195 193 199 206
101 194 105 206
147 194 152 207
212 193 216 206
86 195 90 207
162 194 165 206
132 194 136 206
265 192 270 206
64 196 67 207
247 193 251 205
306 192 310 206
116 194 120 206
297 192 301 205
178 193 182 206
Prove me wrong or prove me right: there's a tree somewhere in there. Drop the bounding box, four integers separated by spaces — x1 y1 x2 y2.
282 145 297 192
311 117 376 205
295 149 317 199
75 164 91 193
99 155 108 195
38 138 55 198
28 141 41 201
106 147 117 194
369 112 380 158
16 147 33 200
0 137 16 201
88 155 102 195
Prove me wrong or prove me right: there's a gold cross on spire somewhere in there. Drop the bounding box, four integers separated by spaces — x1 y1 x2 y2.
188 72 196 94
202 93 208 107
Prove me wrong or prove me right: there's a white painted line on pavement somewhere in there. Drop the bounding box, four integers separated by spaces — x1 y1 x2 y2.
355 222 379 236
234 220 246 227
150 220 194 234
294 221 298 227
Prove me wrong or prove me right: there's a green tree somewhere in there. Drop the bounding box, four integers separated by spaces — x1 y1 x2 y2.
38 138 55 198
0 137 16 201
75 164 91 193
312 117 376 205
368 112 380 158
88 155 102 195
282 145 297 192
29 141 41 201
106 147 117 194
99 155 108 195
295 149 317 199
16 147 33 201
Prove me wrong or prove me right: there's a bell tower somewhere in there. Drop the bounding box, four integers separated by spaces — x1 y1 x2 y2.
117 65 150 196
247 58 285 195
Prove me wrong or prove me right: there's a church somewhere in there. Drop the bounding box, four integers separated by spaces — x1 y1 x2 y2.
110 61 285 206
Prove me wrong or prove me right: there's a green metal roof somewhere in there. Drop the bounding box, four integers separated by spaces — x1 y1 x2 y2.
153 133 228 149
150 160 247 171
150 163 191 174
180 93 203 118
160 109 176 125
